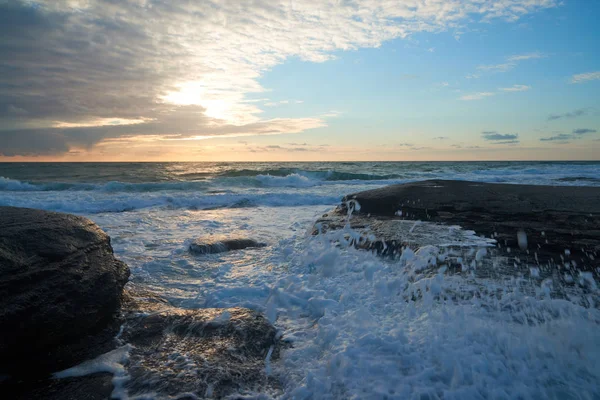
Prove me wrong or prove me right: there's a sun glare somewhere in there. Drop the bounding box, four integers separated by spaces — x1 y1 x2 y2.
163 81 232 122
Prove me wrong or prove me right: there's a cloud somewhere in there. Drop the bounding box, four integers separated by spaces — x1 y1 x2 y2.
506 52 546 62
459 92 495 101
540 133 573 142
481 131 519 142
547 108 593 120
264 100 301 107
460 84 531 101
451 144 481 149
0 105 326 156
570 71 600 84
573 128 597 135
433 136 449 140
539 129 597 143
477 63 515 72
499 84 531 92
475 52 546 74
0 0 559 156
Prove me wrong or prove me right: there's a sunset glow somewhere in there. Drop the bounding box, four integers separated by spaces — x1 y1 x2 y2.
1 0 598 161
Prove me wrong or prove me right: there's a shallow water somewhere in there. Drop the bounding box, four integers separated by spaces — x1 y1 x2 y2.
2 162 599 399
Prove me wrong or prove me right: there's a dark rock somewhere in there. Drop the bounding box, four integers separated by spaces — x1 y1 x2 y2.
4 373 114 400
121 305 281 398
316 180 600 290
190 238 267 254
3 285 282 399
340 179 600 217
0 206 130 376
0 207 280 399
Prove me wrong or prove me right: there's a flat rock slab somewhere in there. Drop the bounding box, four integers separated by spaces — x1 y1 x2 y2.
0 206 130 376
341 179 600 216
190 238 267 254
316 180 599 295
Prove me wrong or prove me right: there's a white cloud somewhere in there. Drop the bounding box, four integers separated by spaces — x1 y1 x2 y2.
506 52 546 62
571 71 600 84
1 0 560 155
476 52 546 74
499 84 531 92
35 0 559 124
459 92 495 101
477 62 516 72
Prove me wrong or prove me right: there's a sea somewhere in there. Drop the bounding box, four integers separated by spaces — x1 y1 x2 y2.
1 161 599 399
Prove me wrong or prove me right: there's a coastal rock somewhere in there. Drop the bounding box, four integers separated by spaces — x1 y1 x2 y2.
121 304 281 398
6 285 282 399
0 206 130 376
316 180 600 289
190 238 267 254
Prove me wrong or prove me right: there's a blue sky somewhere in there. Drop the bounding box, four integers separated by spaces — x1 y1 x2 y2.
0 0 598 161
251 0 600 158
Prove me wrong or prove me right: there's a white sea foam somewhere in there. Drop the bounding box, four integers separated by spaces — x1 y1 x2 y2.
54 345 132 399
87 205 600 399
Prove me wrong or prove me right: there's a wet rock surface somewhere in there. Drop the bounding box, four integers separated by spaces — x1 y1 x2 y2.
122 299 281 399
0 206 130 376
5 285 282 399
316 180 600 295
0 208 280 399
189 238 267 254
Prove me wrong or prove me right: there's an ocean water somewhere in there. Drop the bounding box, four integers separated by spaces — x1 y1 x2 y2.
1 161 599 399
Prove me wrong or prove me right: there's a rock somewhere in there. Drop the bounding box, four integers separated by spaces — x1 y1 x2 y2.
315 180 600 291
340 179 600 217
0 206 130 376
6 373 114 400
0 208 280 399
189 238 267 254
121 305 281 398
4 285 282 399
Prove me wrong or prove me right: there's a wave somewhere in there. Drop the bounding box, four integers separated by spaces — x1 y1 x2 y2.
0 170 402 193
0 177 210 192
0 192 341 214
217 168 401 181
554 176 600 183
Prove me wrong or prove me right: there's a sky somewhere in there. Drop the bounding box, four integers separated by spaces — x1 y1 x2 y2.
1 0 599 161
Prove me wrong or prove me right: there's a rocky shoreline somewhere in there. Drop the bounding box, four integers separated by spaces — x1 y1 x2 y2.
0 207 281 399
1 180 599 398
315 180 600 299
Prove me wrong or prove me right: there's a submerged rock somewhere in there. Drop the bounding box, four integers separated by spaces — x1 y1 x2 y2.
0 206 130 376
189 238 267 254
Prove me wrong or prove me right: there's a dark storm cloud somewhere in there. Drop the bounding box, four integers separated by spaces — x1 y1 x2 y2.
481 132 519 142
